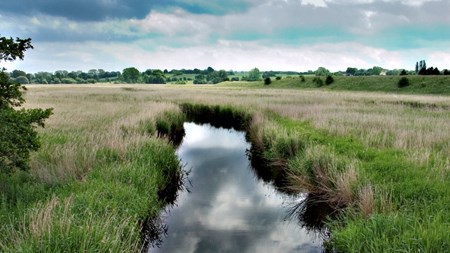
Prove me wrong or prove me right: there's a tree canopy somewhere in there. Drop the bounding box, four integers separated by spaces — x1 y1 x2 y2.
0 36 52 173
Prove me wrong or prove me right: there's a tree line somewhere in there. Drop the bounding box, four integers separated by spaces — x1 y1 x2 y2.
7 64 450 86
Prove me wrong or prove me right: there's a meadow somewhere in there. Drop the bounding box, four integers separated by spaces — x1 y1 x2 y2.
0 80 449 252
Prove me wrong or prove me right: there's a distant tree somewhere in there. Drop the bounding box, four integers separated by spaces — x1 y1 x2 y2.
0 36 53 173
264 77 271 85
247 68 261 81
11 69 26 78
15 75 29 84
371 66 383 75
88 69 98 79
206 67 215 73
432 67 440 75
122 67 140 83
444 69 449 75
400 69 407 76
55 70 68 79
315 67 330 76
345 67 357 76
207 70 228 84
418 67 427 75
415 62 419 73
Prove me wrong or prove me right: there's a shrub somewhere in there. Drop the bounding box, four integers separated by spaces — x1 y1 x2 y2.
313 77 324 87
300 75 306 82
398 77 410 88
275 76 282 80
264 77 271 85
325 75 334 85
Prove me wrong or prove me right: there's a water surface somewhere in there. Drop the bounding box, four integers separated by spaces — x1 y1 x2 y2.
149 123 323 253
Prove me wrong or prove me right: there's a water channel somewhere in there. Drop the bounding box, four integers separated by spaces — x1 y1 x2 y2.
148 122 323 253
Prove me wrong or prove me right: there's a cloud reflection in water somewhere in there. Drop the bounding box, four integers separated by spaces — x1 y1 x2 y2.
150 123 322 253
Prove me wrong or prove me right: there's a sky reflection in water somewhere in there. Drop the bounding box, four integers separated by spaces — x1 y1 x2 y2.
150 123 322 253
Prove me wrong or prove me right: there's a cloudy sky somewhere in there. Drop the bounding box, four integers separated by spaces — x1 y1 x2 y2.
1 0 449 72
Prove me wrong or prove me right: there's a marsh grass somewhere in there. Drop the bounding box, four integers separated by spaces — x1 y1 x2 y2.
1 84 448 252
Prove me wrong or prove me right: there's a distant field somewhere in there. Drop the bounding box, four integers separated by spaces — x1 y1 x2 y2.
1 84 449 252
221 75 450 95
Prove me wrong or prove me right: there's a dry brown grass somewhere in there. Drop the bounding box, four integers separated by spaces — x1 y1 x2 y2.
24 84 450 182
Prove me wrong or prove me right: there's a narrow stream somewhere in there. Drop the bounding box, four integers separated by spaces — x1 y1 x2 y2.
149 123 323 252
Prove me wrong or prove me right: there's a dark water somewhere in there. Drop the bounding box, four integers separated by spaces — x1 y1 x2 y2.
149 123 323 253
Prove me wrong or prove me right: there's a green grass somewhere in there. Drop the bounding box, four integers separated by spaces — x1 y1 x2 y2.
220 75 450 95
2 85 448 252
0 111 183 252
261 114 450 252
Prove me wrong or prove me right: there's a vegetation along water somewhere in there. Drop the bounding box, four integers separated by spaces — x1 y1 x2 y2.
0 80 448 252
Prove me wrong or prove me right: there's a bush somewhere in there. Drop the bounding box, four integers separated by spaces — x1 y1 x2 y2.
275 76 282 80
398 77 410 88
325 75 334 85
264 77 271 85
313 77 324 87
300 75 306 82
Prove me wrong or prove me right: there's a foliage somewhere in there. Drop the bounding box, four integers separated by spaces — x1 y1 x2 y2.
15 75 30 84
207 70 228 84
122 67 140 83
313 77 324 87
325 75 334 85
0 36 52 172
246 68 261 81
397 77 410 88
315 67 331 76
264 77 271 85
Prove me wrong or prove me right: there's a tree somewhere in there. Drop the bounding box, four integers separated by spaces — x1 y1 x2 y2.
207 70 228 84
247 68 261 81
15 76 29 84
400 69 407 76
1 36 53 173
315 67 330 76
415 62 419 73
264 77 271 85
371 66 383 76
122 67 140 83
345 67 357 76
11 69 26 78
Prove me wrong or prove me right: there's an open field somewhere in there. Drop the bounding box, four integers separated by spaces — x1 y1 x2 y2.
1 83 449 252
222 75 450 95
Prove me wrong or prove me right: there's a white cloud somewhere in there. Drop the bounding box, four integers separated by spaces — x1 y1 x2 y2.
301 0 329 8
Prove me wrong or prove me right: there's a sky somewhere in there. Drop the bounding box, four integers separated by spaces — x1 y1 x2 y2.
1 0 449 73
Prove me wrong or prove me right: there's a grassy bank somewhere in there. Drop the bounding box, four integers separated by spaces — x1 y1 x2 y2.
1 84 448 252
174 102 449 252
259 114 449 252
221 75 450 95
0 89 185 252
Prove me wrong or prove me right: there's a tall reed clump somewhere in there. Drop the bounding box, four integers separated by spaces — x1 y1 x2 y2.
155 110 186 145
287 146 360 210
253 115 376 219
180 103 252 131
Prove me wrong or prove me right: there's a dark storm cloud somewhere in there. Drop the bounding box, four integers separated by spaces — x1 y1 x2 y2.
0 0 256 21
0 0 155 21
